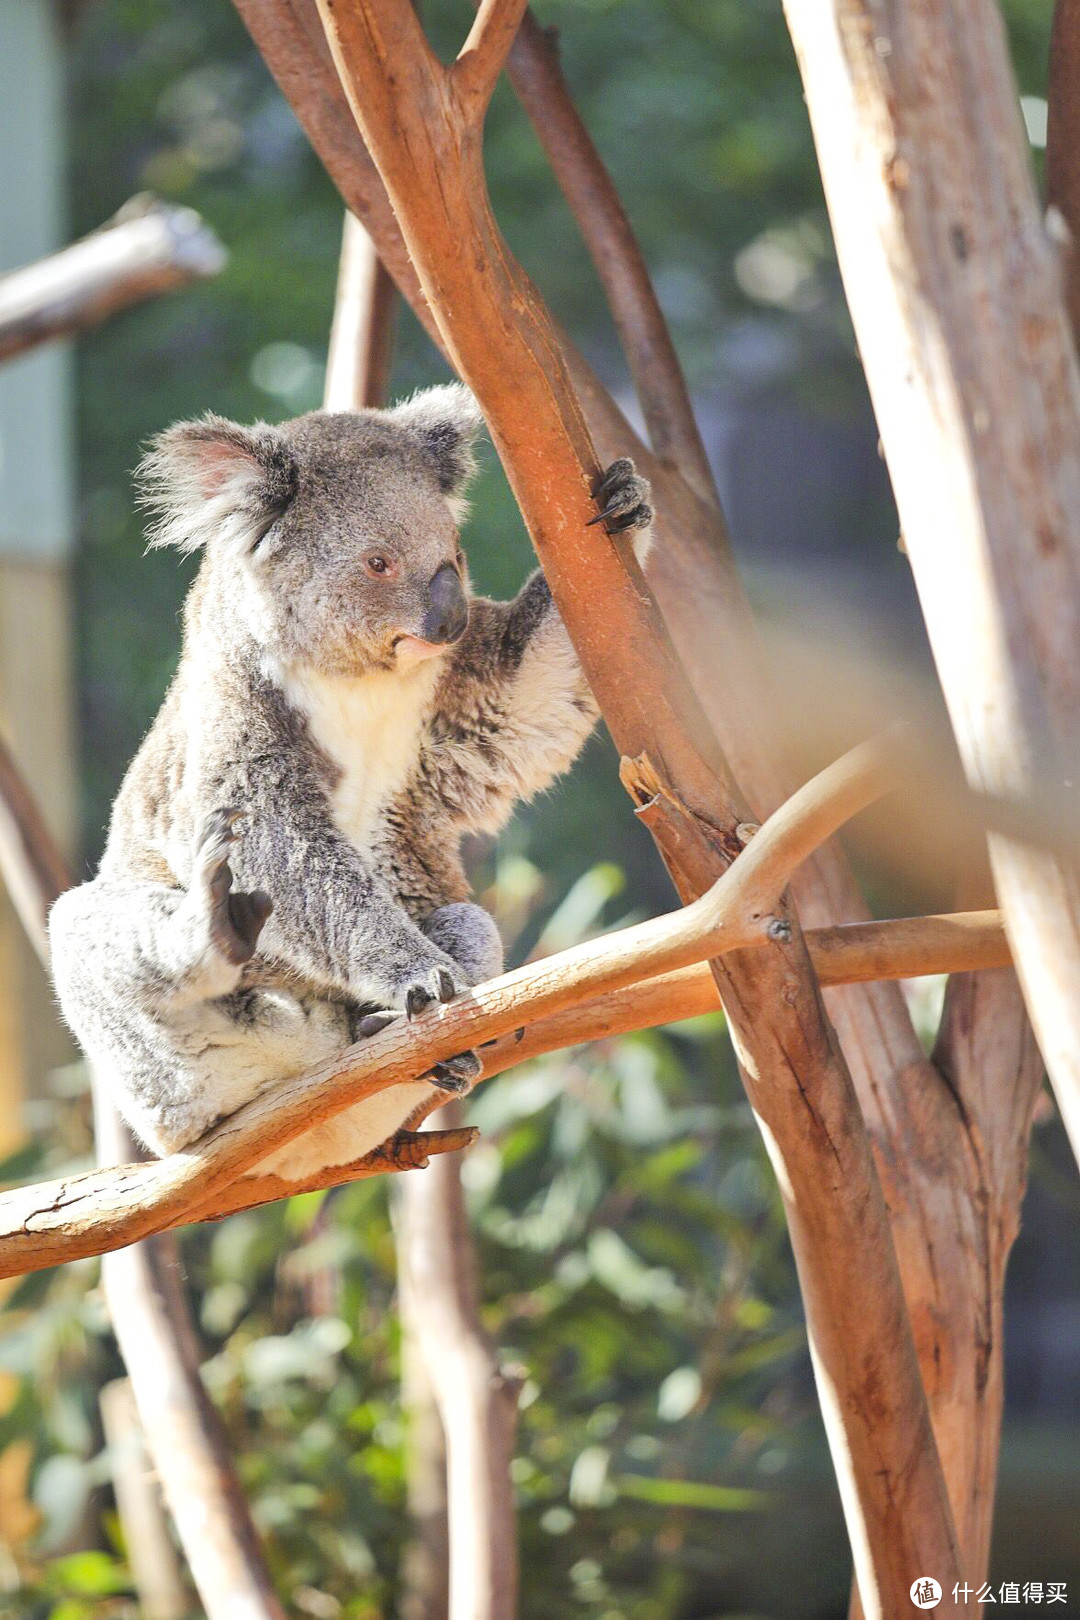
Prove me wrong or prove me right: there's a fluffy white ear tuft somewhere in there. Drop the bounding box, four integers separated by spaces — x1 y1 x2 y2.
387 384 486 506
136 415 297 555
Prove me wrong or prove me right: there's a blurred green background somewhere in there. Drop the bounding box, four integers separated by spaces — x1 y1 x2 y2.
2 1 1079 1616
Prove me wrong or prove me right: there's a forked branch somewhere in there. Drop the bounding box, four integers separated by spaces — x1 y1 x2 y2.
455 0 529 115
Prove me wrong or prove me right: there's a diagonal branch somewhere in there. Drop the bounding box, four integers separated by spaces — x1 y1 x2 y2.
152 908 1014 1231
0 734 898 1278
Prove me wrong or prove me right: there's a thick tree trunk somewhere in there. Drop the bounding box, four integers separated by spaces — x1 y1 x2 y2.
782 0 1080 1168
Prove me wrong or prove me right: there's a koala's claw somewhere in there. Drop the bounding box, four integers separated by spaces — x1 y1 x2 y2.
404 965 467 1020
194 807 272 966
587 457 654 535
428 1048 482 1093
480 1026 525 1049
224 890 273 960
406 985 434 1020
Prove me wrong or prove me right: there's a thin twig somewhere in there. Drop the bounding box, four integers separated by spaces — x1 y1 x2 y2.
506 14 717 501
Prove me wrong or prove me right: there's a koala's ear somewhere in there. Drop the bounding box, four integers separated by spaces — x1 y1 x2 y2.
388 384 485 499
136 415 298 556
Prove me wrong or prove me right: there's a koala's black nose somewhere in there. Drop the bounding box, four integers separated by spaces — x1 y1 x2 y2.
421 563 469 645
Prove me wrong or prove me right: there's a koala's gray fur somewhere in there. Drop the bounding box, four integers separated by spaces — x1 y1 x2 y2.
49 385 652 1180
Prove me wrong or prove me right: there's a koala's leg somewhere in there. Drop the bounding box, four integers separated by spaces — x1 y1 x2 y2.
51 810 269 1012
49 809 280 1151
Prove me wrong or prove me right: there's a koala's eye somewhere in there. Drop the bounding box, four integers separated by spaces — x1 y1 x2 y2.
455 549 466 571
364 553 396 579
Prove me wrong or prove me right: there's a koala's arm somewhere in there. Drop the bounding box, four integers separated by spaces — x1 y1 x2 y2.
218 755 469 1010
422 458 653 835
421 572 598 836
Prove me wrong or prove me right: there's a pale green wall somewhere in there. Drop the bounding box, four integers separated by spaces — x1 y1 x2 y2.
0 0 74 560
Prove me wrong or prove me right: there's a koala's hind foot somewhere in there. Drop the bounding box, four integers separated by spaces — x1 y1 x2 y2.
428 1048 483 1093
587 458 654 537
352 1007 480 1095
194 807 273 965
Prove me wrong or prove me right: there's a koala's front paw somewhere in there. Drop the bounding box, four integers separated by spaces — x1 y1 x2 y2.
400 961 469 1020
587 458 654 535
194 807 273 966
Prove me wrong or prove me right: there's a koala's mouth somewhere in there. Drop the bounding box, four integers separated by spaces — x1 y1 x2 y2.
392 634 454 663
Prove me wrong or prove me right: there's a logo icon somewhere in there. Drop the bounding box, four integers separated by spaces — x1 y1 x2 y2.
910 1578 942 1609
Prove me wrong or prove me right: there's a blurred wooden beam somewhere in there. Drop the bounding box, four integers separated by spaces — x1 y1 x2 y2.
0 196 225 363
322 212 395 412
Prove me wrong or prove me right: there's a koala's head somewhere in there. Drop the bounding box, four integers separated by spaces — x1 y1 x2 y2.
138 384 485 676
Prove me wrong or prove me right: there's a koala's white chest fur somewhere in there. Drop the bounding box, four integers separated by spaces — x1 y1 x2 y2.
275 661 441 850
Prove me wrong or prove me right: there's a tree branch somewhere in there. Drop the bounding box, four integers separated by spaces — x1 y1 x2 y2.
0 735 70 958
0 197 225 364
0 733 900 1277
3 906 1004 1239
505 13 717 501
455 0 529 116
930 953 1043 1582
95 1100 287 1620
394 1105 521 1620
323 212 396 412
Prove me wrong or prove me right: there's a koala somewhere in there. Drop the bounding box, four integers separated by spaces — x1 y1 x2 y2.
49 385 653 1181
